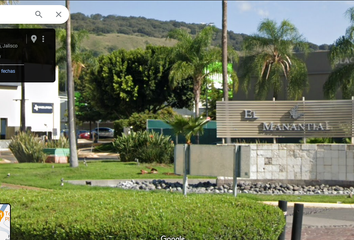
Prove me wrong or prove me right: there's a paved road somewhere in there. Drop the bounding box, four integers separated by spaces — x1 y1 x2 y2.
276 204 354 240
0 149 17 162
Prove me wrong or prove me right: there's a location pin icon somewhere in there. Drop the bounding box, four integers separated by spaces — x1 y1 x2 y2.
31 35 37 43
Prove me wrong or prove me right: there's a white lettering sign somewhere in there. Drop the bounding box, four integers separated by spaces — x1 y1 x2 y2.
244 110 258 119
262 122 329 131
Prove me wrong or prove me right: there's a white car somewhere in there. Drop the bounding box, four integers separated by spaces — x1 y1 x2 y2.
91 127 114 138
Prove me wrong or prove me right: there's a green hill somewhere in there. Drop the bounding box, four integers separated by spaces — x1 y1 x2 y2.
81 33 177 56
45 13 331 55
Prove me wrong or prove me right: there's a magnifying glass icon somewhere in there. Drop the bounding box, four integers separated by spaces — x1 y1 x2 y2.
35 11 42 18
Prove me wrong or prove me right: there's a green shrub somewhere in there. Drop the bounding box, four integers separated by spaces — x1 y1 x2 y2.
113 107 176 136
113 119 129 137
302 137 351 144
3 190 285 240
45 136 70 148
93 142 115 152
304 137 334 144
113 131 174 163
8 131 47 163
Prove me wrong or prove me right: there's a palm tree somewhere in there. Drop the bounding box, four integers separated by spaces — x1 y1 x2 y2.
222 0 228 102
323 7 354 99
240 19 309 100
222 0 231 144
168 26 224 118
66 0 79 167
165 115 210 144
56 29 89 83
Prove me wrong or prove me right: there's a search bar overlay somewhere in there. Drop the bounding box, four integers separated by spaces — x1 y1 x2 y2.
0 5 69 24
0 29 55 82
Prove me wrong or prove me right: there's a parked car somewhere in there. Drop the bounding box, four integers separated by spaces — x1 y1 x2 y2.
91 127 114 138
78 130 91 140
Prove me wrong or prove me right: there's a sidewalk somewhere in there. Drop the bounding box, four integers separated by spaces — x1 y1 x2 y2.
265 202 354 240
0 145 120 162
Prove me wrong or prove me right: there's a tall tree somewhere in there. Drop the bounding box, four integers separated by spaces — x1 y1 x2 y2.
324 7 354 99
66 0 79 167
168 26 222 118
222 0 231 144
56 29 89 92
222 0 228 102
240 19 309 100
87 46 194 119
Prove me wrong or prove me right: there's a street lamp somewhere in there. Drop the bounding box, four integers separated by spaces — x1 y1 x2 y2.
206 83 210 117
13 98 28 132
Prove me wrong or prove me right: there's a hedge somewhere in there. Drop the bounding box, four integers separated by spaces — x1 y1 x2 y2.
3 190 285 240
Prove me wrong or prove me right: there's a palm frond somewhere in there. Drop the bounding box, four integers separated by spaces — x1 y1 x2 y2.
287 58 308 100
329 36 354 67
169 61 194 88
323 63 354 99
345 7 354 25
258 19 278 40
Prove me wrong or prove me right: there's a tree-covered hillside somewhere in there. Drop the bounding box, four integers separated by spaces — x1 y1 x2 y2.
44 13 331 52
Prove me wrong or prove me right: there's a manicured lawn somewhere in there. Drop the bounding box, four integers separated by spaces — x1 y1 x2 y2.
1 161 354 204
2 189 285 240
0 161 209 190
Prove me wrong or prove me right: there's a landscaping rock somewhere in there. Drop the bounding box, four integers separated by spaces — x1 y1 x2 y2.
115 180 354 195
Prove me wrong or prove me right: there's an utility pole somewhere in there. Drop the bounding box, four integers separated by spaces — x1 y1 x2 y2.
222 0 231 144
20 82 26 132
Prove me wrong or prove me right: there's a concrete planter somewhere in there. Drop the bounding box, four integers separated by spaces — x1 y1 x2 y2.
43 148 70 164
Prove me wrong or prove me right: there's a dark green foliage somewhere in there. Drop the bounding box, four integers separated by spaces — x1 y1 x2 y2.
5 190 285 240
86 46 193 119
75 92 102 125
324 6 354 100
8 131 46 163
113 119 129 137
240 19 309 100
112 131 174 163
113 107 176 136
93 143 115 153
302 137 351 144
168 26 238 117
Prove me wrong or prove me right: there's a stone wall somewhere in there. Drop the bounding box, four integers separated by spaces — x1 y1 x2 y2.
174 144 354 181
251 144 354 181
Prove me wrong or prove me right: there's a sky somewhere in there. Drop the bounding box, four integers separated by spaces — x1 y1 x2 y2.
17 1 354 46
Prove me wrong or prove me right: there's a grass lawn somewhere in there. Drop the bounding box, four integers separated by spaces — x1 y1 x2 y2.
1 161 354 204
1 161 288 239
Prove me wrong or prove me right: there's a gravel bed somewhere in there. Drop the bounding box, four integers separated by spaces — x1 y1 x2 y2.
116 180 354 195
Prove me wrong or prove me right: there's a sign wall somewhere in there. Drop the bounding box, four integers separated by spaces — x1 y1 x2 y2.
217 100 354 138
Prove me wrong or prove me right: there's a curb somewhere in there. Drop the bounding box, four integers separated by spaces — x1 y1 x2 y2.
263 201 354 208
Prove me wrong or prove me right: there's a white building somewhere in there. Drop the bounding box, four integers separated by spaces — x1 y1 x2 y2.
0 67 61 140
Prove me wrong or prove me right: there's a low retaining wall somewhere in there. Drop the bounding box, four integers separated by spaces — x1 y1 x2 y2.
0 140 10 149
174 144 354 181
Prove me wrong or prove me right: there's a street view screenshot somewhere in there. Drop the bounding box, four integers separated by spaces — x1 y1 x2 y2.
1 1 354 239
